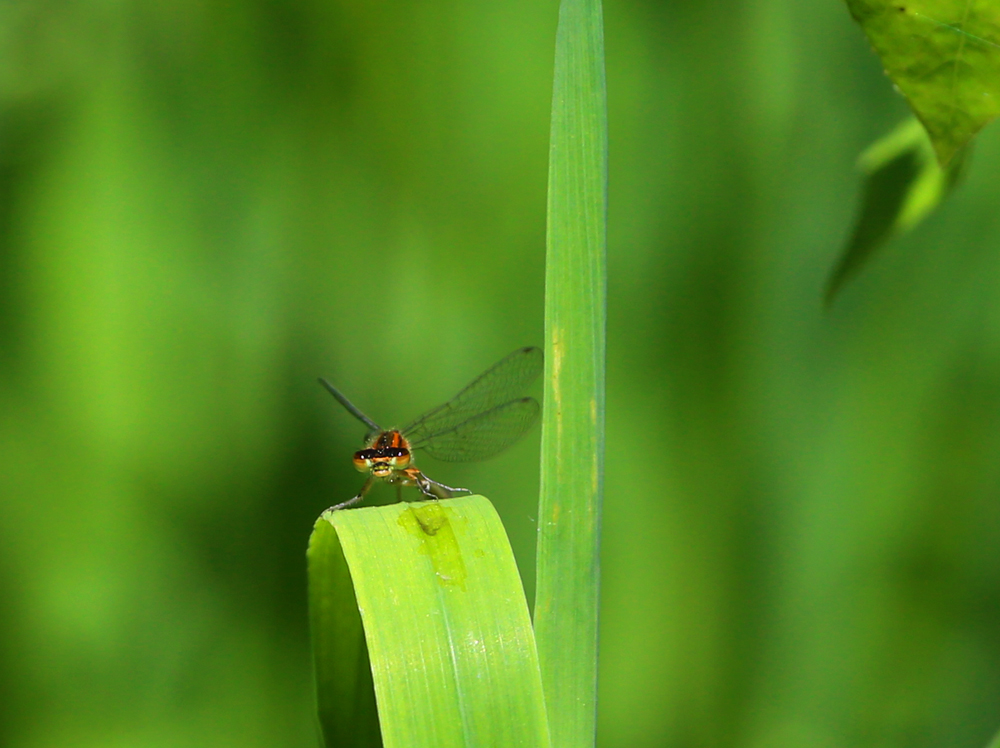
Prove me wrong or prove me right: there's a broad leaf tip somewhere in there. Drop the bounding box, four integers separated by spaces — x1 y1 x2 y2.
845 0 1000 165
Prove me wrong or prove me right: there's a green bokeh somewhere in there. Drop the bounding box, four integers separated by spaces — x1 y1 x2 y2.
2 1 1000 747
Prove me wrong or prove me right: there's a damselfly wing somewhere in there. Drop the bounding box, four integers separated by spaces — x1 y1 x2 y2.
319 346 542 510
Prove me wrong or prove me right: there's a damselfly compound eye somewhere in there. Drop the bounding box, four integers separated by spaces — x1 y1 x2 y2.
353 450 373 472
389 448 410 468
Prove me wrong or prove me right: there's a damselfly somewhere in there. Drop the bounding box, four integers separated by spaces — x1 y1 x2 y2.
319 346 542 510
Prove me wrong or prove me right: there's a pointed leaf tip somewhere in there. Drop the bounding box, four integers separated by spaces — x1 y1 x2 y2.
826 118 968 303
844 0 1000 165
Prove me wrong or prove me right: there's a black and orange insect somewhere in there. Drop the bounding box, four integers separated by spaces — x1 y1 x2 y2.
319 346 542 510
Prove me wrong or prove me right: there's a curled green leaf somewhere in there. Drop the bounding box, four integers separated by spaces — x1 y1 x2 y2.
308 496 550 748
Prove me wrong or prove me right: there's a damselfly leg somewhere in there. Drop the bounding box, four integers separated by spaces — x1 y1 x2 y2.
329 475 374 511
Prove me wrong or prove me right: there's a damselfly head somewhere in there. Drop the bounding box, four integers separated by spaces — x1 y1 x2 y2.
353 430 412 477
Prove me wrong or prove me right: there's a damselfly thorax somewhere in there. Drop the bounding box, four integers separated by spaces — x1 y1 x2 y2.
320 346 542 511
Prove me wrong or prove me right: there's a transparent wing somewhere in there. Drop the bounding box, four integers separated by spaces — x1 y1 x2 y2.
401 346 543 441
408 397 541 462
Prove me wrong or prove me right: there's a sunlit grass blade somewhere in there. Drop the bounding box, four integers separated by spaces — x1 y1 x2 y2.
535 0 607 746
825 117 967 302
308 496 550 748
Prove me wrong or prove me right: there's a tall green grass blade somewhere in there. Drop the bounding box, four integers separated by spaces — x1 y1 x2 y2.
535 0 607 745
308 496 550 748
843 0 1000 164
825 117 968 302
988 727 1000 748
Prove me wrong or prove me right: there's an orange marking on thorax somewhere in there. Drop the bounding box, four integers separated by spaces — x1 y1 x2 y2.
372 430 409 449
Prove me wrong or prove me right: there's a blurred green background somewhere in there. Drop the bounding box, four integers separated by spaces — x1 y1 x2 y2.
3 1 1000 747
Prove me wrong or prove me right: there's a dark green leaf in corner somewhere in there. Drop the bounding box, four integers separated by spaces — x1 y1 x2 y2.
844 0 1000 165
826 117 968 302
